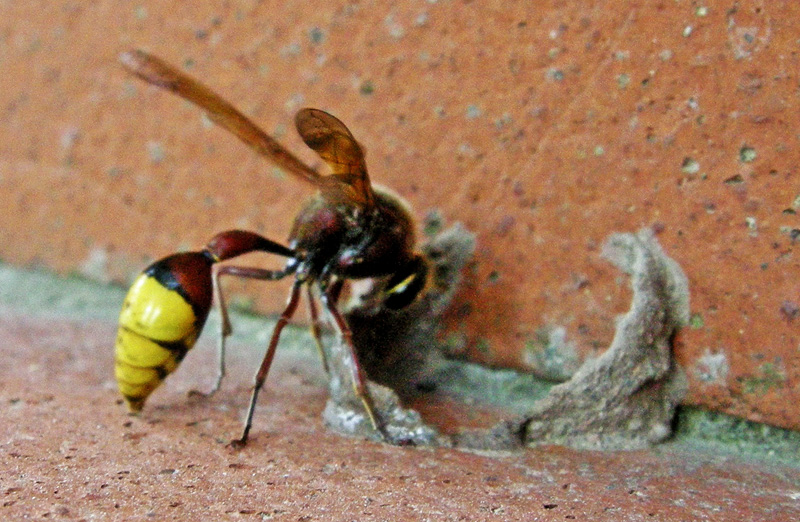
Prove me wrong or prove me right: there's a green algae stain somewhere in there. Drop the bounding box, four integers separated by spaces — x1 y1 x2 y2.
740 362 786 395
739 145 757 163
689 313 704 329
673 406 800 468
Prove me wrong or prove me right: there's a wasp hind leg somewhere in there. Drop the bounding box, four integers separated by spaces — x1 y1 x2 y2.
189 263 295 403
185 230 295 401
187 263 233 399
230 280 304 448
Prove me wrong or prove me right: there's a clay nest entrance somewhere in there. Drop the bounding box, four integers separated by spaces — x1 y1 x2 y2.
325 213 690 451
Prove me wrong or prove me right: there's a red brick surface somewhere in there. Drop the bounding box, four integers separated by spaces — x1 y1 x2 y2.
0 1 798 430
2 309 799 521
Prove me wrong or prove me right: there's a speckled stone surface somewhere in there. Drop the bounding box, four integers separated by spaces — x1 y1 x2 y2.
2 308 800 521
0 1 798 432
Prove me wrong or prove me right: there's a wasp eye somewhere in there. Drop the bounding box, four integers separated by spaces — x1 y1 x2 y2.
383 255 428 310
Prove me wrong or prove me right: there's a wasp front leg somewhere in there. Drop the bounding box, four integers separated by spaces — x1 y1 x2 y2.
319 284 390 442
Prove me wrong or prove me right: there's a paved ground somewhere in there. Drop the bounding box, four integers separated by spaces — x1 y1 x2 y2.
1 266 799 521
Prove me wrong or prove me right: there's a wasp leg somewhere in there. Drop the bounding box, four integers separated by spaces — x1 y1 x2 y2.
188 264 293 399
208 263 231 395
187 263 233 398
231 280 303 448
306 285 329 374
319 288 389 442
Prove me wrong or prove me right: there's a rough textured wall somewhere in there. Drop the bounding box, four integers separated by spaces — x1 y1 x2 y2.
0 1 797 430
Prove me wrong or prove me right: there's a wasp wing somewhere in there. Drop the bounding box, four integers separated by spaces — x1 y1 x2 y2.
120 49 323 187
295 108 374 208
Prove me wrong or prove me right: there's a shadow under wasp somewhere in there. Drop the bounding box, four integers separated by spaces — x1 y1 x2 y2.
114 50 429 446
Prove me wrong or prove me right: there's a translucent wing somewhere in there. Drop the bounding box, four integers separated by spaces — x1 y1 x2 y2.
295 108 374 208
120 49 323 187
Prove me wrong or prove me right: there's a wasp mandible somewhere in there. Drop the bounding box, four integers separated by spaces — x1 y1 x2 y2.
114 50 429 446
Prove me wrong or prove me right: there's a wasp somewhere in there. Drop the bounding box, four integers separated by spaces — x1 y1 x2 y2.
115 50 428 446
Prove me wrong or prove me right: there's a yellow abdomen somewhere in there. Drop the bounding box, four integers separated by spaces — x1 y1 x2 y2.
115 265 207 412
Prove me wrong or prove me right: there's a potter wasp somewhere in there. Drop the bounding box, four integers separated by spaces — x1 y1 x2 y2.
115 50 428 446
